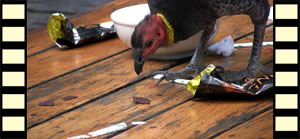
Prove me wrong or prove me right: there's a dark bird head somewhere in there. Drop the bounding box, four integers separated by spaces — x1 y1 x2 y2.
131 15 169 75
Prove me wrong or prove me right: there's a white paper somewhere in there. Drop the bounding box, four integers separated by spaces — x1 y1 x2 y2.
131 121 147 125
234 41 273 47
153 74 190 85
208 36 235 57
268 6 273 20
67 122 127 139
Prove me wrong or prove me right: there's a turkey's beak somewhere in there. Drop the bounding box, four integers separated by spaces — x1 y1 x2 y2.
133 49 145 75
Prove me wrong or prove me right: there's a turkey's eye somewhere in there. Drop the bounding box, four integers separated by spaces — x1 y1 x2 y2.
145 39 153 47
156 33 160 36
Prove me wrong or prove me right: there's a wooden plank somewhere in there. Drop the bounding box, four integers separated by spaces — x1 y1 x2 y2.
27 38 128 87
215 109 273 139
27 50 178 127
209 15 253 46
112 98 272 139
27 79 192 139
235 25 273 43
27 0 146 56
27 17 274 128
27 47 272 138
27 45 272 128
27 13 270 88
28 0 147 87
28 1 274 138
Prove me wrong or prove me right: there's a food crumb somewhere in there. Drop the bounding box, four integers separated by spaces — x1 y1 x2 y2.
39 100 54 106
63 96 78 101
133 97 150 104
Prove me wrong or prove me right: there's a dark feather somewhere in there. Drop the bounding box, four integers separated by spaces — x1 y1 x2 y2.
147 0 269 42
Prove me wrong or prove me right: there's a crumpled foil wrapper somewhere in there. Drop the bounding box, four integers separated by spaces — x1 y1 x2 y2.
187 64 273 98
47 13 116 49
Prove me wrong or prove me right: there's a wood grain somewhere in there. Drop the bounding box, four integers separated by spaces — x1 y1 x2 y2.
27 13 270 88
112 97 272 139
215 109 273 139
236 25 273 43
28 38 128 87
208 15 253 46
27 79 193 139
27 25 273 132
27 0 274 138
27 45 272 128
27 47 272 138
27 50 178 127
27 0 148 87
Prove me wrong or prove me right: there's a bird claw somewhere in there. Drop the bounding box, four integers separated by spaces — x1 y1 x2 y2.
221 63 272 81
259 64 273 75
155 75 166 86
154 71 170 86
151 67 198 86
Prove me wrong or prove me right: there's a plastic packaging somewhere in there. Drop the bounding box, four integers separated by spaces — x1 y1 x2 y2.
207 36 235 57
47 13 116 49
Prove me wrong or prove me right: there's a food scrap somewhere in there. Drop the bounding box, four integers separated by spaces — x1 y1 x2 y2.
133 97 150 104
63 96 78 101
39 100 54 106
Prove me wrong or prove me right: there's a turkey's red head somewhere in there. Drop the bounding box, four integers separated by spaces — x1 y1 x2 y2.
131 15 168 75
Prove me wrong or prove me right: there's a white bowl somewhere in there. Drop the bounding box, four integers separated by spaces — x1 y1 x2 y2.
111 4 217 60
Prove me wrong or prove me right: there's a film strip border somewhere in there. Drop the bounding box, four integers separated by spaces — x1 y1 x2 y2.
274 0 300 138
0 0 27 138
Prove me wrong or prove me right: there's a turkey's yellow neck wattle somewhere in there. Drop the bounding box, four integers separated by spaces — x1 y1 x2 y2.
156 13 174 45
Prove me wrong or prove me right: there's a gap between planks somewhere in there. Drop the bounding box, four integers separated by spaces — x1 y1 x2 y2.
207 105 273 139
110 97 273 139
27 0 273 89
27 29 273 130
27 9 274 137
28 48 131 90
27 22 272 58
28 0 274 137
27 34 271 129
27 57 189 129
27 47 274 138
27 23 273 90
102 59 274 139
214 109 273 139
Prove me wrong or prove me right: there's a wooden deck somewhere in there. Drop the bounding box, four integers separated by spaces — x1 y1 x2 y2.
27 0 274 138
